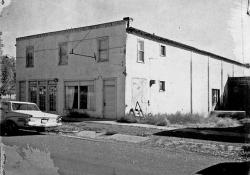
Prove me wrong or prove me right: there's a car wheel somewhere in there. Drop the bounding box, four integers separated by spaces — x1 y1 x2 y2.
0 123 6 136
5 121 18 136
36 128 45 133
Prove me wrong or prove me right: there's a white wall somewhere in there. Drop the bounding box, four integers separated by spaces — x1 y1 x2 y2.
125 33 248 116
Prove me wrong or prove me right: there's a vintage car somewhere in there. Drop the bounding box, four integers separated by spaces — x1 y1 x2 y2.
0 100 62 135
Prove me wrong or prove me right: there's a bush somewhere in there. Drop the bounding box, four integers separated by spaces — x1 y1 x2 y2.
117 111 240 127
204 115 240 127
141 114 170 126
215 117 240 128
164 112 203 125
117 113 138 123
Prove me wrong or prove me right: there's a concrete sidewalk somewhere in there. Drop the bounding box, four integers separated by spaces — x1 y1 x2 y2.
72 130 150 143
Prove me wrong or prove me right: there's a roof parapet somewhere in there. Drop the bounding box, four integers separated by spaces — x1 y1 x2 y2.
123 17 133 28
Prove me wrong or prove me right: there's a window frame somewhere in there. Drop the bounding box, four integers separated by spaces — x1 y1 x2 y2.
58 42 68 65
137 40 144 63
212 89 220 106
26 46 34 68
159 81 166 92
64 81 95 111
160 44 166 57
97 36 109 62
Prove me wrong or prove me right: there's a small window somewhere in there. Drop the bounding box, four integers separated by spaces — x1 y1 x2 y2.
212 89 220 106
98 37 109 62
26 46 34 67
160 45 166 57
58 42 68 65
137 40 144 63
159 81 165 91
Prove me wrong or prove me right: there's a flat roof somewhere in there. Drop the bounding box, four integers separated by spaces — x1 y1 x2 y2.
16 20 126 41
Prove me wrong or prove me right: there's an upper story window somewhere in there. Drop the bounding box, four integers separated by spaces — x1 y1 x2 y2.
58 42 68 65
137 40 144 63
26 46 34 67
160 45 166 57
98 37 109 62
159 81 165 91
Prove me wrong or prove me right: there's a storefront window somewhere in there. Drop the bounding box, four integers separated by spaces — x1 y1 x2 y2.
29 81 37 104
65 81 95 111
39 86 46 111
48 86 57 111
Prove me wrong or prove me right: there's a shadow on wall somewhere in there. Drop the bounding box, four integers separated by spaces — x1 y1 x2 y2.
216 77 250 115
196 161 250 175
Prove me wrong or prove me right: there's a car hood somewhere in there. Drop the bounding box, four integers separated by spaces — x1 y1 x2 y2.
13 110 59 119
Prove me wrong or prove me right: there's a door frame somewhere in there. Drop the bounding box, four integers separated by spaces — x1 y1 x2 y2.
103 78 117 119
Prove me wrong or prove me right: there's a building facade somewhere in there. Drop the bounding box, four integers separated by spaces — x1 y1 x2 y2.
16 18 250 119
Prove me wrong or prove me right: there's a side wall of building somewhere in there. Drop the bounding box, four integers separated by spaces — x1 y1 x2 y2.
125 33 248 116
16 23 127 119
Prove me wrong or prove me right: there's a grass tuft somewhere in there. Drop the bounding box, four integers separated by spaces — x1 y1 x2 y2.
117 111 240 127
117 113 138 123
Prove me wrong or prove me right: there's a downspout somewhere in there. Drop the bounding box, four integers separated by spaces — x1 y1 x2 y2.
190 51 193 114
208 56 210 112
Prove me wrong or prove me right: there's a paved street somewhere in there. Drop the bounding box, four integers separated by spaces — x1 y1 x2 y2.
1 132 232 175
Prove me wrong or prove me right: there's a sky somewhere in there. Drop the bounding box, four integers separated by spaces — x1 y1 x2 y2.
0 0 250 63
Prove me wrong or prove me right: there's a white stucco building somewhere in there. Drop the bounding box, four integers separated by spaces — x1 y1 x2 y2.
16 17 250 119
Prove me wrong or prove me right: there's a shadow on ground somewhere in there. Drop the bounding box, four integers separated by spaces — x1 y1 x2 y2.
196 161 250 175
0 129 45 137
154 126 250 143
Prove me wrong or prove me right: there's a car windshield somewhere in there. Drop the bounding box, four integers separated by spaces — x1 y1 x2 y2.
12 103 40 111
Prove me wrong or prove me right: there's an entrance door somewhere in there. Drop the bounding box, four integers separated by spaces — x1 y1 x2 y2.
38 86 46 111
48 86 57 112
103 80 116 119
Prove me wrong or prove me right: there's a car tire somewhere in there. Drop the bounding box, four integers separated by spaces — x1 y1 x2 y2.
5 120 18 136
36 128 45 133
0 123 6 136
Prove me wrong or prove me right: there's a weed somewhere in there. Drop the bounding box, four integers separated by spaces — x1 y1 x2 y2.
117 113 138 123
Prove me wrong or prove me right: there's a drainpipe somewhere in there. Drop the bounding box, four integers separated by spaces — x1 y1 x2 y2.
190 51 193 114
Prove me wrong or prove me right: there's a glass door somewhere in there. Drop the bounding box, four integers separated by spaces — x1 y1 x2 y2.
48 85 57 112
38 85 46 111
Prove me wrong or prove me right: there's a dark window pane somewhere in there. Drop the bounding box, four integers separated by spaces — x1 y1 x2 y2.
80 86 88 109
26 46 34 67
59 42 68 65
98 37 109 61
161 45 166 56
